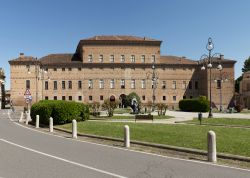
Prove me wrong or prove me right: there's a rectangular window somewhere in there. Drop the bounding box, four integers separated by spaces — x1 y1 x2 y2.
54 96 57 100
68 81 72 89
78 67 81 71
45 81 48 90
121 79 125 89
62 96 66 100
183 96 186 99
141 79 146 89
151 55 156 63
53 68 57 71
141 55 145 63
131 79 135 89
182 81 187 89
188 81 192 89
217 80 221 89
110 79 115 89
62 68 65 71
62 81 65 90
172 81 176 89
78 96 82 101
53 81 57 90
88 55 93 62
131 55 135 62
162 81 166 89
99 55 103 62
26 80 30 89
78 81 82 89
195 81 199 89
163 96 166 101
142 95 146 101
173 96 177 101
45 96 48 100
190 96 193 99
152 80 154 89
88 79 93 89
121 55 125 62
68 68 72 71
89 95 93 101
99 79 104 89
100 95 104 101
110 55 114 62
69 96 72 100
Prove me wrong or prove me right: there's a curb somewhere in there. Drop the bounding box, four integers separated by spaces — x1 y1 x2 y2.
54 127 250 163
175 122 250 129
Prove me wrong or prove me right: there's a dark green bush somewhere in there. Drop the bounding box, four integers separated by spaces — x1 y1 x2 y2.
31 100 89 125
179 96 209 112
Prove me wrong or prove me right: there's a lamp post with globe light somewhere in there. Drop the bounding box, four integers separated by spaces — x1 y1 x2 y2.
200 37 223 118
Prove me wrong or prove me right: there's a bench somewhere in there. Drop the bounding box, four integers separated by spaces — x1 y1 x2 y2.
135 114 154 122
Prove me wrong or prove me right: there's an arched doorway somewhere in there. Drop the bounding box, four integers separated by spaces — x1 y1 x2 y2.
110 95 115 102
119 94 126 108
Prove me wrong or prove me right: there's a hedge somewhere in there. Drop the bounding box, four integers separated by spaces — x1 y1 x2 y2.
31 100 89 125
179 96 209 112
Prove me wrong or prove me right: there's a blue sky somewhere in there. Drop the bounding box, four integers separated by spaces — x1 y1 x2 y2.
1 0 250 89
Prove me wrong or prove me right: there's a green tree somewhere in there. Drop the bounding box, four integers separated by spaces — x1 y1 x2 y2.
242 56 250 72
124 92 141 109
235 75 243 93
102 99 119 117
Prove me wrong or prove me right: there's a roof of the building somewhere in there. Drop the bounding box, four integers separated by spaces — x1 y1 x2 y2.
83 35 160 42
40 54 74 64
159 56 197 65
10 56 37 62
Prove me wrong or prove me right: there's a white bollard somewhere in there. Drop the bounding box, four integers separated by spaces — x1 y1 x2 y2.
72 119 77 139
124 125 130 148
208 130 217 163
19 112 24 122
25 111 29 125
49 117 53 133
36 115 39 128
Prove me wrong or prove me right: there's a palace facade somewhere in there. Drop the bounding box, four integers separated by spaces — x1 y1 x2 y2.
9 36 236 109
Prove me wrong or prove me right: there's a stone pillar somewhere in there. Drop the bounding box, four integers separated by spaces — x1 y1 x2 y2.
124 125 130 148
49 117 53 133
72 119 77 139
208 130 217 162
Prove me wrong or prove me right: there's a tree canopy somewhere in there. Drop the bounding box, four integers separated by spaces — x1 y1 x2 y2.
242 56 250 73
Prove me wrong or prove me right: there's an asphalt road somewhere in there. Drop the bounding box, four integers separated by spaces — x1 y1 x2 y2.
0 109 249 178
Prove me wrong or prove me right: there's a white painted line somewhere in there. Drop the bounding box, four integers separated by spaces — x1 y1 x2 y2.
9 114 250 172
0 138 127 178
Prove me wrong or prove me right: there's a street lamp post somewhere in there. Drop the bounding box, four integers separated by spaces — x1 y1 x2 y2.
147 62 158 112
200 37 223 118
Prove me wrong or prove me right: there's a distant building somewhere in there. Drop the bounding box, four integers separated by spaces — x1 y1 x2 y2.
239 71 250 109
0 68 5 109
9 35 236 109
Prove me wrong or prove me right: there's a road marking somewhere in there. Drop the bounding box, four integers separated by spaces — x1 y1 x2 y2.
0 138 127 178
9 113 250 172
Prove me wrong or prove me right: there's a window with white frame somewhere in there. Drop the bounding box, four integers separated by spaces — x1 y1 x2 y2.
88 55 93 62
121 55 125 62
99 55 103 62
121 79 125 89
131 79 135 89
110 79 115 89
172 81 177 89
141 55 145 63
182 81 187 89
151 55 156 63
88 79 93 89
99 79 104 89
141 79 146 89
110 55 114 62
131 55 135 62
162 81 166 89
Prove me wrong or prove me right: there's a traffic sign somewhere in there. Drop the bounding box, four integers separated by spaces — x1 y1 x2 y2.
24 89 31 96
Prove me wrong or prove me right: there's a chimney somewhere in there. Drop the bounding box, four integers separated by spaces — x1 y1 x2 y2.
220 54 224 60
20 53 24 58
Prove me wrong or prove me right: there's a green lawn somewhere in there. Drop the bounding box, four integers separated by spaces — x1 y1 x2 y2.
57 121 250 157
185 118 250 127
113 108 132 114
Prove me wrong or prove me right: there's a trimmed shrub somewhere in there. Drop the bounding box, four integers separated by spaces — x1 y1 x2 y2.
179 96 209 112
31 100 89 125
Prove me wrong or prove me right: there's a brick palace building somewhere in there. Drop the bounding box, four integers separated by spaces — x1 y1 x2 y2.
9 35 236 109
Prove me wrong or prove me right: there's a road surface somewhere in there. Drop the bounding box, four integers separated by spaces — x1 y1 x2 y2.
0 109 249 178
